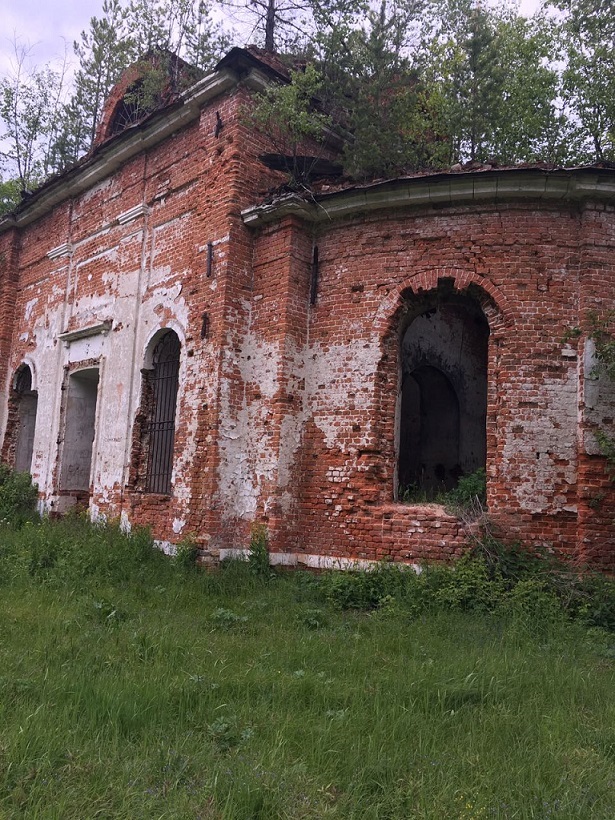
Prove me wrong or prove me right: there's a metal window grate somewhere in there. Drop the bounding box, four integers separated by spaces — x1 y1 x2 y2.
144 332 181 494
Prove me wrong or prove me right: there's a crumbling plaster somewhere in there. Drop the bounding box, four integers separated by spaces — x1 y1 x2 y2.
0 49 613 568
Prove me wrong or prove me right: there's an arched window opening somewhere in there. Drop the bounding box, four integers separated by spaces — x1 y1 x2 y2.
398 298 488 499
109 80 148 136
142 331 181 494
13 364 38 474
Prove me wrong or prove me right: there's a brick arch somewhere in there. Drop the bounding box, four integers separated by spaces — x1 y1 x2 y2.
12 358 38 392
372 269 512 341
142 322 185 370
94 51 197 146
370 269 510 504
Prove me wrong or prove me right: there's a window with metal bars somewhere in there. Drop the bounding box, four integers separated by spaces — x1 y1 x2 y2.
144 331 181 494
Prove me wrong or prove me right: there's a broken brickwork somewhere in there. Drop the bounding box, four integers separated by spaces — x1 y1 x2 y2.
0 49 613 568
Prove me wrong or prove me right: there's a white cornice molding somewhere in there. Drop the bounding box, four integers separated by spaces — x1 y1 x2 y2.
47 242 73 260
58 320 113 347
242 169 615 228
117 203 148 225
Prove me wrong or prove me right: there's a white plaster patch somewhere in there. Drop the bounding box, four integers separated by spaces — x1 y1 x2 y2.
502 370 578 513
120 510 131 533
24 298 38 322
236 332 280 400
216 312 284 520
583 339 615 455
80 176 113 204
305 339 381 449
218 549 423 573
67 333 107 363
155 539 177 556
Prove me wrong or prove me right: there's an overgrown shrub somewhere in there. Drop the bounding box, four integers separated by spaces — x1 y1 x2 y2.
431 556 504 613
447 467 487 507
469 534 562 587
248 523 272 579
323 561 416 610
0 514 168 589
0 464 38 525
174 536 199 572
567 573 615 632
319 536 615 632
499 578 564 631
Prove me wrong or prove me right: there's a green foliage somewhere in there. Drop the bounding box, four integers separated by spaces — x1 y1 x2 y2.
323 560 415 610
6 0 615 191
0 46 72 192
207 714 253 752
174 535 199 571
499 578 564 632
0 176 21 215
568 573 615 632
1 0 230 184
595 429 615 480
0 464 38 524
327 0 448 179
431 555 504 613
209 607 249 628
250 64 333 186
588 310 615 382
585 311 615 480
554 0 615 162
446 467 486 507
469 533 560 586
320 534 615 634
3 518 615 816
399 467 486 509
247 522 272 578
89 596 130 626
417 2 563 165
295 606 329 629
0 514 163 587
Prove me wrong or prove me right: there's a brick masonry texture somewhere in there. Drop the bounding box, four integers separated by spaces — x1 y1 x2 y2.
0 49 614 569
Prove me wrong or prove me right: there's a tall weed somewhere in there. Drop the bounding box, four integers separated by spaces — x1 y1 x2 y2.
0 464 38 525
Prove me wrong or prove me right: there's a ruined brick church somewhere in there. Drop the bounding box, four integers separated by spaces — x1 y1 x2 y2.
0 47 613 568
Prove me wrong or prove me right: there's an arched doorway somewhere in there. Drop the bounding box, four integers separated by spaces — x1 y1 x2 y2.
398 295 489 497
13 364 38 474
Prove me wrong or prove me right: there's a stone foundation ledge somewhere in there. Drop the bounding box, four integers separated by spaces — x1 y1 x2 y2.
218 548 423 573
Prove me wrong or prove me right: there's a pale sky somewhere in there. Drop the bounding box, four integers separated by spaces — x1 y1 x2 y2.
0 0 101 71
0 0 543 76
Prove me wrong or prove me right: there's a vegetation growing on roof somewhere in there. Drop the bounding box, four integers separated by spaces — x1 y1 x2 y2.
1 0 614 209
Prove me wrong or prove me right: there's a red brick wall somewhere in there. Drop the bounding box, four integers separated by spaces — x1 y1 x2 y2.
1 67 614 569
248 200 615 567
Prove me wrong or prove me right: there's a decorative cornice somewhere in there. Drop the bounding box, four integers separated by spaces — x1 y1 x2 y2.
47 242 73 260
117 203 148 225
58 320 113 347
241 169 615 228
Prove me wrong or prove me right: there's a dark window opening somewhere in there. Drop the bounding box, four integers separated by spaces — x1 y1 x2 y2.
109 80 149 135
143 331 181 494
398 298 488 499
13 365 38 474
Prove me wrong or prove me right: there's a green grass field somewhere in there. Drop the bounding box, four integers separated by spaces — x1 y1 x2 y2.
1 519 615 818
